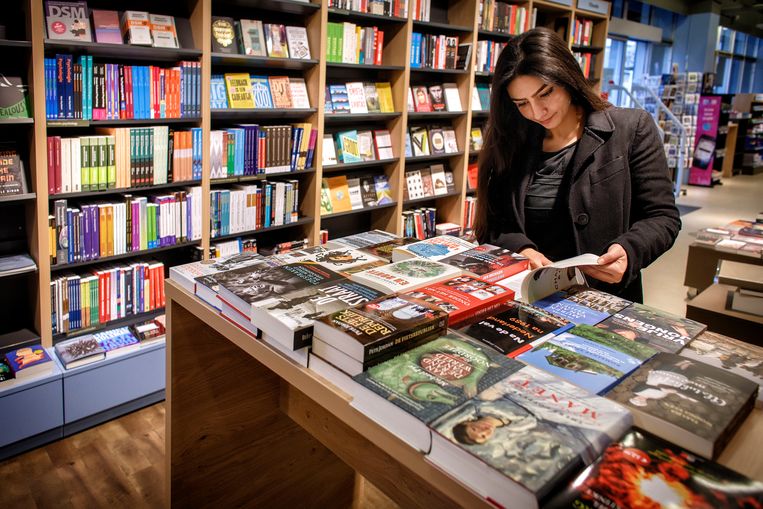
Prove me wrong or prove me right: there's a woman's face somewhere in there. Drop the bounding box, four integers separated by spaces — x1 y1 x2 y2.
507 75 572 131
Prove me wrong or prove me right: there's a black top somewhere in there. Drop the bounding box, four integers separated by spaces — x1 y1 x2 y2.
524 141 578 261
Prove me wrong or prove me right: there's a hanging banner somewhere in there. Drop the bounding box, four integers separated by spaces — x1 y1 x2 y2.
688 96 721 187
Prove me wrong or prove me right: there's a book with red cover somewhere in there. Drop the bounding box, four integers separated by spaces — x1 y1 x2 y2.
405 275 514 327
440 244 529 283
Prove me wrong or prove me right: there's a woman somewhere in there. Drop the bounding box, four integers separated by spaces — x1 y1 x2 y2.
474 28 680 302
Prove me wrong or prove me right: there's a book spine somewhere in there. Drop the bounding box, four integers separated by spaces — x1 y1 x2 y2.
362 318 447 362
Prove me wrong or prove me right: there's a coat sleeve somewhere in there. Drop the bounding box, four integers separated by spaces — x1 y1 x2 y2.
610 109 681 287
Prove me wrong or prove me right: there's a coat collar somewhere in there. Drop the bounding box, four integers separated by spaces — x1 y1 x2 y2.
569 109 615 182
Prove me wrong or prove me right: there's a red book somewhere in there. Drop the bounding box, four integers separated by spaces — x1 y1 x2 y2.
47 137 56 194
54 136 62 194
406 275 515 327
375 29 384 65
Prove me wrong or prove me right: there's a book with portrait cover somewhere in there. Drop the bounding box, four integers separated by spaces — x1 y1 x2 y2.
459 301 572 358
216 262 346 320
595 302 707 353
252 279 385 350
518 324 658 395
680 330 763 407
440 244 529 283
607 352 758 459
534 285 631 326
312 293 448 363
428 365 632 509
350 258 462 294
349 333 523 450
546 429 763 509
405 275 515 327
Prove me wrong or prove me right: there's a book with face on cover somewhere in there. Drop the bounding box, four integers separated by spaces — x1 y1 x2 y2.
412 86 432 112
428 85 446 111
440 244 529 283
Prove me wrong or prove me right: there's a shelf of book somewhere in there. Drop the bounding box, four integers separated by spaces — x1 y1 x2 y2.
51 308 165 344
50 240 201 273
210 54 319 70
327 8 408 24
325 62 406 72
323 112 402 124
218 0 321 15
42 40 203 62
412 20 473 34
0 193 36 203
322 158 399 173
403 189 461 206
46 118 202 128
406 151 465 163
48 181 202 200
410 67 469 75
0 265 38 279
210 216 314 242
210 108 317 120
320 201 397 220
210 168 316 185
407 111 465 120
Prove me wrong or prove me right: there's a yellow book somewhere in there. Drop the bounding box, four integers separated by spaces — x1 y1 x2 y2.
325 175 352 213
375 82 394 112
224 73 256 109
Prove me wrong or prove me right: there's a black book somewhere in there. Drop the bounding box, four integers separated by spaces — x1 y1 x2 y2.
0 148 28 195
211 17 238 54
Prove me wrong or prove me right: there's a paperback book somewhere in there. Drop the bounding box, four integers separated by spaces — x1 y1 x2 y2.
350 259 462 294
392 235 476 262
534 285 631 326
439 244 529 283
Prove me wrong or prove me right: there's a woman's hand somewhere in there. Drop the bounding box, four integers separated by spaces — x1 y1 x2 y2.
581 244 628 284
519 248 553 269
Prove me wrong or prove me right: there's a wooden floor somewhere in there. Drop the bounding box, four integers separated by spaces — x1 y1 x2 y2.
0 403 398 509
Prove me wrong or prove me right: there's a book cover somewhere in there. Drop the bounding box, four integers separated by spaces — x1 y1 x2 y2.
210 75 229 109
288 78 311 109
268 76 292 109
607 353 758 459
442 128 459 153
476 83 491 109
412 86 432 112
440 244 529 283
325 175 352 213
534 285 631 326
130 317 166 344
406 275 515 327
224 73 255 109
192 255 269 308
285 26 311 59
91 10 122 44
459 301 572 357
372 129 393 159
547 429 763 509
428 85 446 111
350 259 462 294
419 167 434 196
358 176 378 207
354 333 524 422
429 164 448 196
333 229 398 249
375 82 395 112
373 174 393 205
429 365 632 507
94 326 139 356
364 83 380 113
264 24 289 58
680 331 763 407
322 135 337 166
329 84 350 114
0 150 28 195
346 177 364 210
518 324 658 395
53 335 105 369
0 76 30 119
319 179 334 215
346 82 368 114
337 130 361 163
313 293 448 362
303 247 382 271
393 235 476 262
170 252 263 293
410 126 430 156
211 17 238 54
358 238 416 262
428 128 446 155
357 130 375 161
250 76 274 108
405 169 424 200
238 19 266 56
443 83 462 112
46 1 92 42
595 302 707 354
444 171 456 193
470 127 483 151
5 344 53 377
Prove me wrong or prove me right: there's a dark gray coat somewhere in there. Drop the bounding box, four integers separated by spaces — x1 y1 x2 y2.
485 107 681 301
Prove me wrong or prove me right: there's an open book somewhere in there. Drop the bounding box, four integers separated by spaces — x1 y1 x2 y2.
519 253 599 304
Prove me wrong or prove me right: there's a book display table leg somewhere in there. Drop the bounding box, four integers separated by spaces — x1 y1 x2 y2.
166 302 355 508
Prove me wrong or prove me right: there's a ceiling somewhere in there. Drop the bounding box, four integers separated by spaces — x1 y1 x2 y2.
714 0 763 38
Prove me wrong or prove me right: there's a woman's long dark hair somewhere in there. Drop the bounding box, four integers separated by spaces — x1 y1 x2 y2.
473 27 608 243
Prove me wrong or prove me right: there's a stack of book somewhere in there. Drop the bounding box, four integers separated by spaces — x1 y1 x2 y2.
402 208 438 239
210 181 300 237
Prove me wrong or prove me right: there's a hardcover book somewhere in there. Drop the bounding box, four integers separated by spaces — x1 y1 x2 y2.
53 335 105 369
607 352 758 459
440 244 529 283
45 1 92 42
373 175 393 205
211 17 238 54
680 330 763 407
264 24 289 58
360 176 378 207
392 235 476 262
428 365 632 509
332 229 399 249
443 83 462 112
238 19 266 56
192 255 270 308
534 285 631 326
350 258 462 294
518 324 658 395
429 127 446 155
313 293 448 363
595 302 707 353
459 301 572 357
358 238 416 262
5 344 53 378
94 326 140 357
285 26 311 59
546 429 763 509
0 76 30 119
406 275 515 327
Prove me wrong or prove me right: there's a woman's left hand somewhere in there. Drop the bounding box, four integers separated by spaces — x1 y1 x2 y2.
580 244 628 284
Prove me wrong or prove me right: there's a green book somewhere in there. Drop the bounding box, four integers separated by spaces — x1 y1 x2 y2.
97 137 107 190
80 137 90 192
89 137 99 191
107 136 116 189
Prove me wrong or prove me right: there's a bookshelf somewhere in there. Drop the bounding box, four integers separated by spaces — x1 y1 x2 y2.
7 0 612 352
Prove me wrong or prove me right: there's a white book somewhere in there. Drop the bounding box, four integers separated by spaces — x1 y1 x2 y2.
429 164 448 196
121 11 152 46
442 83 462 112
406 170 425 199
346 178 364 210
442 128 459 153
342 22 357 64
346 82 369 114
70 137 81 192
471 86 482 110
392 235 476 262
238 19 266 56
149 14 178 48
350 259 462 294
285 26 311 59
373 129 393 159
153 126 168 184
322 134 338 166
288 78 311 108
357 130 375 161
61 138 71 194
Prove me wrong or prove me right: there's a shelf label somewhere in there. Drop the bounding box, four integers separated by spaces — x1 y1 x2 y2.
577 0 609 15
546 0 573 6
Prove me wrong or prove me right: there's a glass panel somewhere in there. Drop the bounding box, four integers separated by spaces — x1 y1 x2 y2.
611 0 624 18
718 27 734 53
746 36 758 58
715 55 730 93
604 38 625 105
649 43 672 76
735 32 747 56
741 61 754 93
729 58 742 94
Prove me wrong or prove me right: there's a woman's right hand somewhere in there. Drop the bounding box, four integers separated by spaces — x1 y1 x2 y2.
519 248 553 269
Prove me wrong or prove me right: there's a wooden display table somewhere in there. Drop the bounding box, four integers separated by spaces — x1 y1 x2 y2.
684 243 763 295
686 283 763 346
165 280 763 508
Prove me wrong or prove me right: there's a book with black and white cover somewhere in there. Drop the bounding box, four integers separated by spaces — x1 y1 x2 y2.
169 251 265 295
442 83 462 112
350 258 462 294
54 335 105 369
251 280 385 350
439 244 529 283
357 238 417 263
216 262 346 320
285 26 311 59
428 365 632 509
194 257 273 309
0 254 37 277
442 128 459 153
357 130 375 161
332 229 399 249
346 178 364 210
607 352 758 459
392 235 476 262
301 247 383 271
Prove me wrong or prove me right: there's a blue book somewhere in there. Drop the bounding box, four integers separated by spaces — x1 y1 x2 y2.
5 344 52 378
518 324 658 395
210 74 228 109
85 56 92 120
264 183 272 228
336 130 361 163
328 84 349 113
251 75 274 108
534 285 631 326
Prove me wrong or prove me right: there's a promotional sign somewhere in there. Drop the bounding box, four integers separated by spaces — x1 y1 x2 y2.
688 96 721 187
